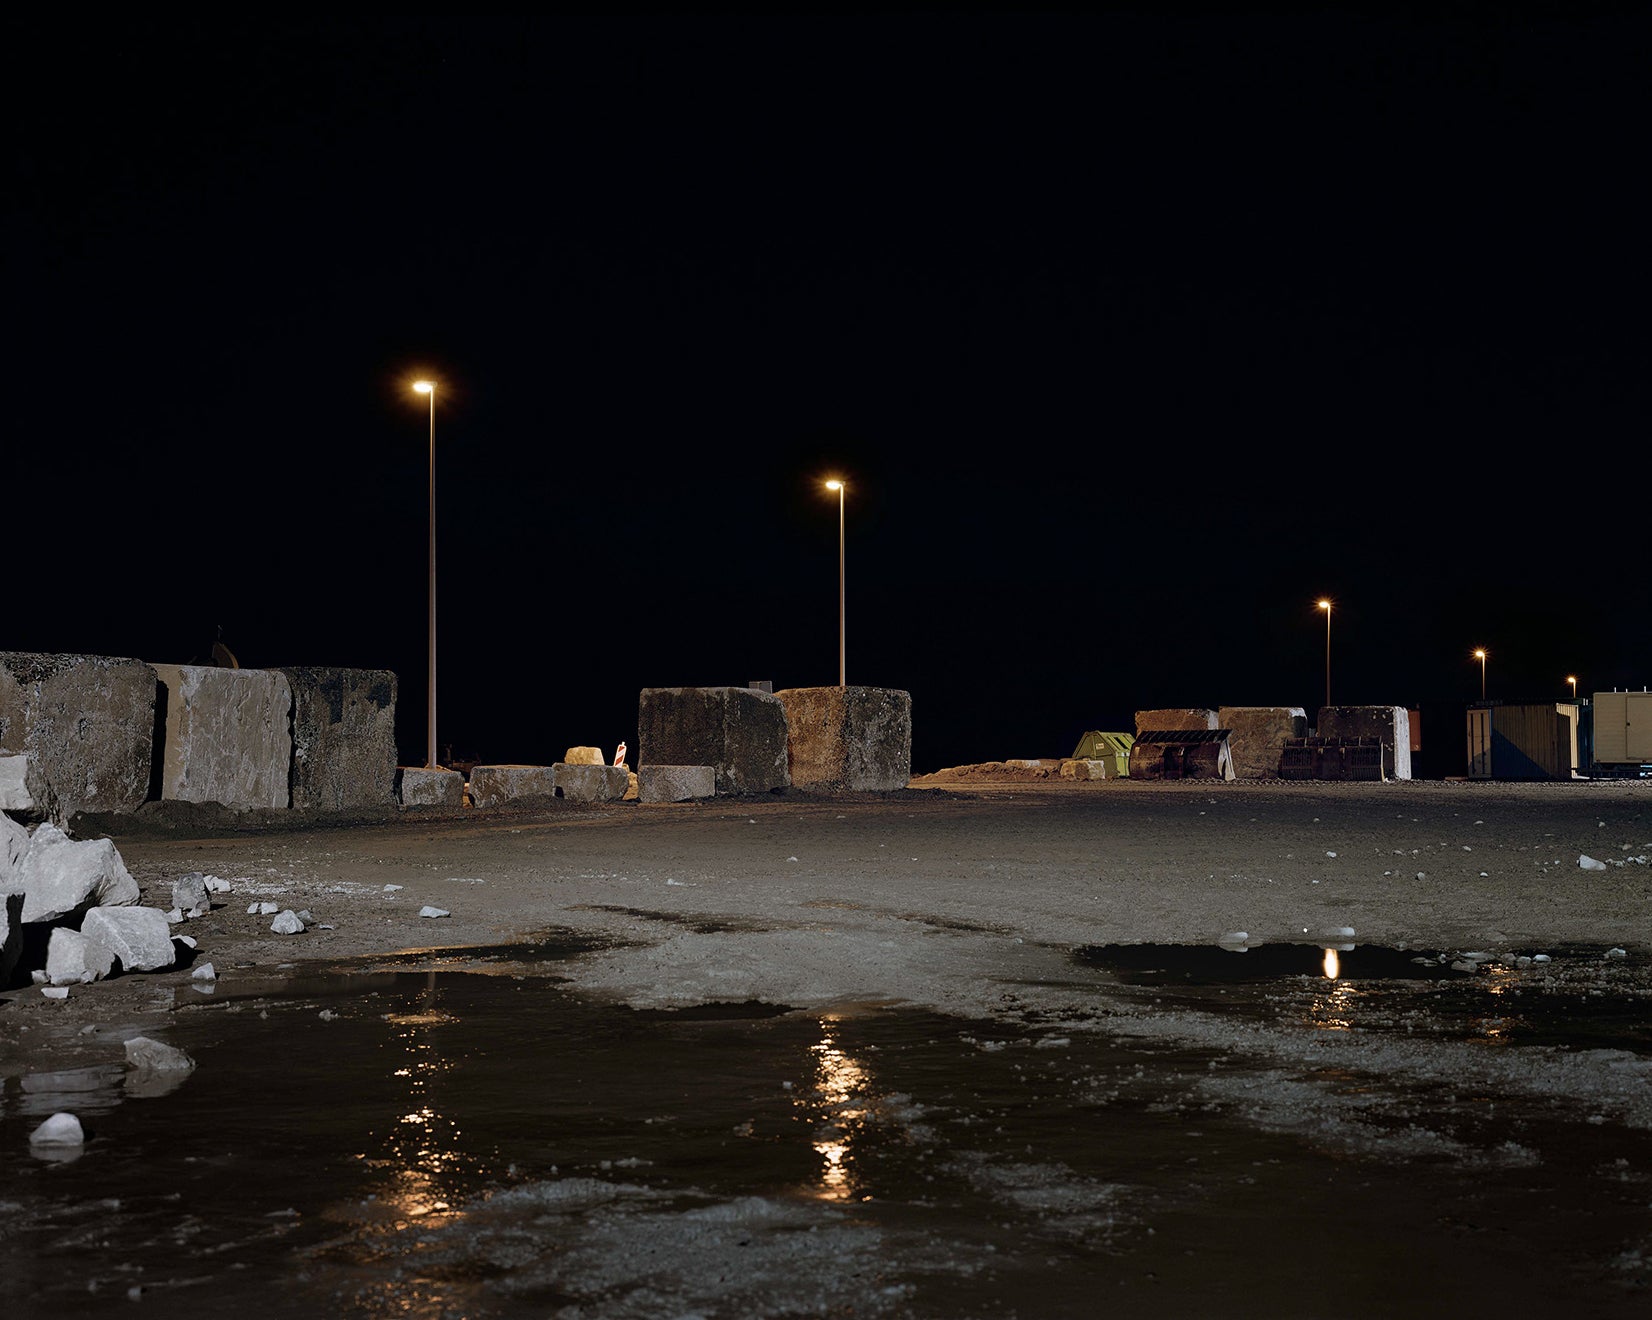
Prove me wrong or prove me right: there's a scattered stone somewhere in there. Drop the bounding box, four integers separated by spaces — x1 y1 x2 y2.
29 1112 84 1145
248 901 280 915
16 823 141 923
82 906 177 972
203 876 232 893
1579 855 1607 871
45 927 116 985
171 872 211 915
124 1036 195 1072
419 905 450 918
41 985 69 999
192 962 217 980
270 910 305 935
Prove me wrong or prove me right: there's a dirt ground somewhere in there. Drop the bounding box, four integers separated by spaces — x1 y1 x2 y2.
6 772 1651 1074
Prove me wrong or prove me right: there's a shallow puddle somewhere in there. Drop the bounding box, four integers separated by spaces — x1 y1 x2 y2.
4 944 1651 1317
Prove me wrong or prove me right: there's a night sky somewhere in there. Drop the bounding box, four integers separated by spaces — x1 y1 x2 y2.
7 10 1647 776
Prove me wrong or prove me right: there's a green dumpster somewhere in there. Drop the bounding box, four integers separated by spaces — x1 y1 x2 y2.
1071 730 1134 777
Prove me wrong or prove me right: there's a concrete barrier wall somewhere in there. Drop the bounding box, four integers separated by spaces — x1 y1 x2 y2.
0 652 156 818
280 666 398 810
776 685 911 791
151 665 294 809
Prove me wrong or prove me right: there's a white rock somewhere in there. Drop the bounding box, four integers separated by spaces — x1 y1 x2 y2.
82 906 177 972
30 1113 84 1145
45 927 116 985
204 875 232 893
123 1036 195 1072
41 985 69 999
192 962 217 980
248 901 280 915
16 824 141 922
1579 855 1608 871
419 906 451 919
270 910 306 935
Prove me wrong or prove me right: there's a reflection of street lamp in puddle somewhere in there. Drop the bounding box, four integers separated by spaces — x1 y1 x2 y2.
805 1018 871 1202
374 974 465 1224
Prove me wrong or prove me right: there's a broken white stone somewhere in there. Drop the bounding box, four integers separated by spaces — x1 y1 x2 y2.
204 876 232 893
248 901 279 915
419 905 450 918
45 926 116 985
171 872 211 915
191 962 216 980
175 934 197 949
81 906 177 972
41 985 69 999
270 910 305 935
17 823 141 923
383 884 403 892
124 1036 195 1072
1579 855 1607 871
30 1113 84 1145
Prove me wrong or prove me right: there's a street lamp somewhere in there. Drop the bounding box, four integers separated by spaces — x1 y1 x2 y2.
1316 599 1332 709
414 380 438 769
1474 648 1487 701
825 480 846 686
1567 675 1577 700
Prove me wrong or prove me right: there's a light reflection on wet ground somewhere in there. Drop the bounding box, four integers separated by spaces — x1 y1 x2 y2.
2 945 1650 1318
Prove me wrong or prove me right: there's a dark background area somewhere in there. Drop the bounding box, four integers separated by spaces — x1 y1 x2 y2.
5 10 1646 776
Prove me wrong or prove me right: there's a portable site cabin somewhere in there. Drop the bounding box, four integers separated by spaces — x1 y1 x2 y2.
1465 702 1582 781
1589 691 1652 776
1071 730 1134 777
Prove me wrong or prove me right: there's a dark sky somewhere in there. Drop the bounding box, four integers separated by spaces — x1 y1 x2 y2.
6 10 1648 775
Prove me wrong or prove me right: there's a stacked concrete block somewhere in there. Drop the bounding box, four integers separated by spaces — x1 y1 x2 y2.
638 687 790 794
1218 706 1309 779
1316 706 1413 780
637 764 716 803
279 667 398 810
470 764 558 808
150 665 293 808
554 763 630 802
1134 708 1218 734
0 652 157 819
775 686 912 792
396 767 465 807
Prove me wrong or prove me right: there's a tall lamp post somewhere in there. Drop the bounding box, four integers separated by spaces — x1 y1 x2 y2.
1567 675 1577 700
1474 648 1487 701
1316 599 1332 708
414 380 438 769
826 479 846 687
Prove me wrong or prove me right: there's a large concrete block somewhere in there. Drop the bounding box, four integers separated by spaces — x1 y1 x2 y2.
1218 706 1309 779
396 767 465 807
1134 708 1218 734
1316 706 1413 780
775 686 912 791
638 687 790 794
150 665 292 808
553 763 630 802
278 667 398 810
470 764 558 808
637 764 716 803
0 652 156 819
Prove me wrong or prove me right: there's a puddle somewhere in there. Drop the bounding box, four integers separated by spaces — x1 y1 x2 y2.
3 956 1651 1316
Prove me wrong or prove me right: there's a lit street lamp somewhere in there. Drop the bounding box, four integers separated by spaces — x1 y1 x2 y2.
414 380 438 768
826 480 846 686
1567 675 1577 700
1473 648 1487 701
1316 598 1332 708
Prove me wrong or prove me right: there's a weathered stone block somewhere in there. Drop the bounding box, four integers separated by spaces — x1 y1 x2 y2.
637 687 790 794
278 666 398 810
1218 706 1309 779
18 822 141 923
396 767 465 807
564 746 606 766
1060 758 1110 781
81 905 176 973
470 764 558 808
151 665 293 809
0 652 156 819
1134 708 1218 734
637 764 716 803
0 755 32 812
553 763 630 803
1316 706 1413 780
775 686 912 792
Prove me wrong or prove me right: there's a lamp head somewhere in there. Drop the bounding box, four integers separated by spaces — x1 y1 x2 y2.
413 380 435 395
825 480 843 492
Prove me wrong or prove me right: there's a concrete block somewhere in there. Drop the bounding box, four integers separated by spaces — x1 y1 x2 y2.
1218 706 1310 779
0 652 157 819
638 686 790 794
775 686 912 792
1134 708 1218 734
151 665 293 809
279 666 398 810
396 767 465 807
563 746 606 766
81 905 176 973
470 764 558 808
553 763 630 803
18 822 141 923
1316 706 1413 780
1061 759 1110 781
637 764 716 803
